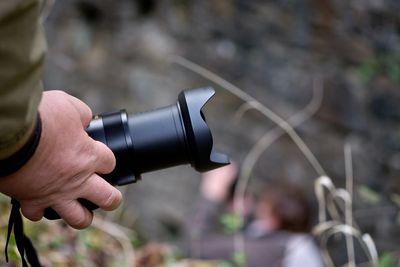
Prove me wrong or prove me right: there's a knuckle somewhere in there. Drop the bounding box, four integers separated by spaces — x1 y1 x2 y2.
103 190 115 207
69 212 91 229
77 141 98 170
89 141 100 162
102 189 121 210
52 90 67 97
84 104 93 118
94 141 116 173
57 201 92 229
88 151 100 169
79 102 93 121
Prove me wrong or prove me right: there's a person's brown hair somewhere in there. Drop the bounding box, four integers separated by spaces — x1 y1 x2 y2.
259 183 311 233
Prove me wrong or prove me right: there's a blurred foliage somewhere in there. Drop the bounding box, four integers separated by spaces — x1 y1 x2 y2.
358 53 400 84
219 213 243 235
358 185 381 205
391 194 400 207
378 252 398 267
232 251 246 267
0 194 134 267
391 194 400 226
0 194 235 267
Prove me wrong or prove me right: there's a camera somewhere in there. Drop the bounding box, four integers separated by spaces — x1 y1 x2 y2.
44 87 229 219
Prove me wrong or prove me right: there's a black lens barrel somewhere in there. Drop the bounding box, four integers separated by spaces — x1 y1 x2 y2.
86 111 136 185
127 104 189 174
87 87 229 186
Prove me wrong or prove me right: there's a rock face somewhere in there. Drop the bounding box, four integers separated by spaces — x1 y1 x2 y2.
44 0 399 257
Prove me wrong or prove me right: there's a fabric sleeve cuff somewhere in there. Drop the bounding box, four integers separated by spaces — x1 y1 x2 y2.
0 113 42 177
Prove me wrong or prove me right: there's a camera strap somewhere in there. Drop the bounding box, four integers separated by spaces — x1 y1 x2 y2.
5 198 41 267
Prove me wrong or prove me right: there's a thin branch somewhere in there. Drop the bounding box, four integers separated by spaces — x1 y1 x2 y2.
233 102 256 123
237 76 324 192
344 143 356 267
170 55 326 177
231 76 324 263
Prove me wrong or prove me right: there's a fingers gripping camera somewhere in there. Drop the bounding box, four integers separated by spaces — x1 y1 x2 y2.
44 87 229 219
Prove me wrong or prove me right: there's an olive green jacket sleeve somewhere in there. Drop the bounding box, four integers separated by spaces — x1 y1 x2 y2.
0 0 46 158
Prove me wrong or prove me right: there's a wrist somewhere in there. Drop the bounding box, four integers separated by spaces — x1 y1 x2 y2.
0 114 42 177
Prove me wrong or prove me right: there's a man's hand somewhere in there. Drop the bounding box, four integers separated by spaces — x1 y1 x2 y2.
201 163 238 203
0 91 122 229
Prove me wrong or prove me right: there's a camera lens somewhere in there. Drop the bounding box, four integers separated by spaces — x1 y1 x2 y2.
87 87 229 186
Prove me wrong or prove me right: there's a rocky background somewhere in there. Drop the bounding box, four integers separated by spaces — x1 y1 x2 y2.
42 0 399 264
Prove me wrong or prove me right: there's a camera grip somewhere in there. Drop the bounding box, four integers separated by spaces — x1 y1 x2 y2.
43 199 99 220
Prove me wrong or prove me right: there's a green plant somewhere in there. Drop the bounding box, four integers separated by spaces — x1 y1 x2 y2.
232 251 246 267
216 261 234 267
220 213 243 234
358 60 380 83
357 53 400 84
378 252 397 267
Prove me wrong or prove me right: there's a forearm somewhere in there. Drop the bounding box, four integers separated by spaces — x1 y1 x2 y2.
0 0 46 159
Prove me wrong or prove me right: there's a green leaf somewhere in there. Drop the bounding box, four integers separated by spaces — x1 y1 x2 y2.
358 60 380 83
378 252 396 267
388 62 400 83
220 213 244 234
232 251 246 267
358 185 380 204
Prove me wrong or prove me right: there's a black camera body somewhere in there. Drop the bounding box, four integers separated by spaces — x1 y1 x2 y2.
44 87 229 219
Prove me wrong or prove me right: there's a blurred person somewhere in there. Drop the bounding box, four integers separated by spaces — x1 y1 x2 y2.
0 1 122 229
185 164 325 267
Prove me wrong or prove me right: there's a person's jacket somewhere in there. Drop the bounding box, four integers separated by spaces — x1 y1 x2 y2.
185 196 325 267
0 0 45 158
